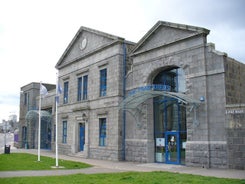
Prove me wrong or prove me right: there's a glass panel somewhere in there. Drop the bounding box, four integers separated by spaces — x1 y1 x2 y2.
167 134 178 162
80 124 85 151
100 69 107 96
77 77 82 101
62 121 67 143
166 100 179 131
155 137 165 162
180 132 186 164
63 82 69 104
177 68 186 93
83 75 88 100
153 67 187 165
180 105 186 131
99 118 106 146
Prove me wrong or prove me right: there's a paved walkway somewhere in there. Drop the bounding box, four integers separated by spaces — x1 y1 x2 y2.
0 149 244 179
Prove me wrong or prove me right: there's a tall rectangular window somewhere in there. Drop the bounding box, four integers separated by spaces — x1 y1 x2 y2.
83 75 88 100
63 81 69 104
99 118 106 146
62 121 67 144
77 75 88 101
77 77 82 101
100 69 107 97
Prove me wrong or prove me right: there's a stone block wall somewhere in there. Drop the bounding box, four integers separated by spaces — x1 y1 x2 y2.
226 128 245 170
225 58 245 104
186 142 227 168
124 98 155 163
225 105 245 170
125 139 149 162
224 57 245 170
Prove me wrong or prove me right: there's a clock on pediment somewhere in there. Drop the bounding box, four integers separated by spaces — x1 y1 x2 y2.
79 38 87 51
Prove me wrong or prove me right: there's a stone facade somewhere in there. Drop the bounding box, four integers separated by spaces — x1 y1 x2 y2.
19 21 245 170
19 82 55 149
55 27 135 160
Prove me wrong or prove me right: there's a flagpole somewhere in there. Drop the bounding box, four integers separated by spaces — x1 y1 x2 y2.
55 73 59 167
38 82 42 162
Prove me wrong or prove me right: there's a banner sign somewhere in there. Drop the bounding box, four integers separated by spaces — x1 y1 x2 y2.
128 84 171 96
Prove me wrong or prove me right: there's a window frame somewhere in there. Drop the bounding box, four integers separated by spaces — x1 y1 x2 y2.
77 75 88 101
62 120 67 144
77 77 82 101
83 75 88 100
99 118 106 146
63 81 69 104
99 68 107 97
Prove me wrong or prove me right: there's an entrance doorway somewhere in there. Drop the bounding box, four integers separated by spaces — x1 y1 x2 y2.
153 67 187 165
154 98 186 165
79 123 85 151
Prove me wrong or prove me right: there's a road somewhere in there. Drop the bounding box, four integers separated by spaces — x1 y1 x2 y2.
0 133 15 150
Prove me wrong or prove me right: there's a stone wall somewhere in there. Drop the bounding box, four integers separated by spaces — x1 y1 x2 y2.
225 58 245 104
125 100 154 163
186 142 227 168
56 34 129 159
226 105 245 170
224 57 245 170
226 128 245 170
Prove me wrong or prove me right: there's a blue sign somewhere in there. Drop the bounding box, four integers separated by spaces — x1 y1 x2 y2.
128 84 171 96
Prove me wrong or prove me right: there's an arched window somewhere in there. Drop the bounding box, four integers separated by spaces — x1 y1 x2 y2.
153 68 186 93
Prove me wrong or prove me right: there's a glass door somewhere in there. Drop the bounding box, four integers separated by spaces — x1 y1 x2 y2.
165 132 180 164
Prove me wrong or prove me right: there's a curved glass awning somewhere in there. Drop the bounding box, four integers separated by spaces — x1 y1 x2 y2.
25 110 52 122
120 90 201 110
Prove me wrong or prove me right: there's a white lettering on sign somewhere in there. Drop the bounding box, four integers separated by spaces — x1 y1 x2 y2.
226 109 244 114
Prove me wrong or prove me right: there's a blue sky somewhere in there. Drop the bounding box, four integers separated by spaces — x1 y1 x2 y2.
0 0 244 121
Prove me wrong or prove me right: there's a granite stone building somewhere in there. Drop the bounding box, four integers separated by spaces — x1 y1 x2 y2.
19 21 245 170
19 82 56 149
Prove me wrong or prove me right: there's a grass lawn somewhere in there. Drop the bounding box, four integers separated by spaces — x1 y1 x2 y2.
0 153 91 171
0 172 244 184
0 153 244 184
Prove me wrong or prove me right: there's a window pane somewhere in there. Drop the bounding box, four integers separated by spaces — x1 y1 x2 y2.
99 118 106 146
63 121 67 143
77 77 82 101
63 82 69 104
83 75 88 100
100 69 107 96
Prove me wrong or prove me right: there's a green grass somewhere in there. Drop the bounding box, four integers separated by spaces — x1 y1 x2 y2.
0 153 244 184
0 172 244 184
0 153 91 171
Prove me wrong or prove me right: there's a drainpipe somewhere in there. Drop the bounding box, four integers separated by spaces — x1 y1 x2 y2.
122 41 127 160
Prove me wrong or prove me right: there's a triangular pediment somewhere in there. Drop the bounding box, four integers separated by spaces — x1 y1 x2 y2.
131 21 210 55
56 26 124 68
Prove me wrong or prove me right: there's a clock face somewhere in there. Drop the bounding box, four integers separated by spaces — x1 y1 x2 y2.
79 38 87 50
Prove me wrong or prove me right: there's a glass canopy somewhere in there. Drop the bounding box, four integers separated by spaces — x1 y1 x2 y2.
120 90 201 111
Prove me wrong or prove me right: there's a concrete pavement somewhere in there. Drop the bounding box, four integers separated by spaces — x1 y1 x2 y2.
0 149 244 179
